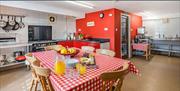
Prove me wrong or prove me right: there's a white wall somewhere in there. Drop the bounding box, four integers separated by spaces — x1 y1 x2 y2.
0 1 84 18
0 5 76 43
143 17 180 38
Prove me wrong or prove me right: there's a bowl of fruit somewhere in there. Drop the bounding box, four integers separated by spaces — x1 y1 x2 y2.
59 47 80 57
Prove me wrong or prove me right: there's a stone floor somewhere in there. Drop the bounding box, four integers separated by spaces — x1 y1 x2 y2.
0 55 180 91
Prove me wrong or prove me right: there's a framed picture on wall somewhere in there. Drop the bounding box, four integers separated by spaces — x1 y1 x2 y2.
87 21 95 27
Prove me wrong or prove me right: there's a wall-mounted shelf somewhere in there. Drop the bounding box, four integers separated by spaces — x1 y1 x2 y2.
0 43 30 72
0 61 25 72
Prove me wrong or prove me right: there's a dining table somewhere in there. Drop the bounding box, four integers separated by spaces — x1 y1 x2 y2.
33 50 139 91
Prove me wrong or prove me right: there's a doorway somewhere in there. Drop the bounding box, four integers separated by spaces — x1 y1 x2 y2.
121 14 131 59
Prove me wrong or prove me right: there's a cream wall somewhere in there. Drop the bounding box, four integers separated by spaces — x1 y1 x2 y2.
143 17 180 38
0 5 76 43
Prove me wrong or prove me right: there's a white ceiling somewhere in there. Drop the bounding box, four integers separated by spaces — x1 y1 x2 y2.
1 1 180 19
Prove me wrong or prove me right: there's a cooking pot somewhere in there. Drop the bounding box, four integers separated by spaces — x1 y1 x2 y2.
12 16 19 30
0 15 7 28
2 16 14 32
9 16 15 26
19 17 25 29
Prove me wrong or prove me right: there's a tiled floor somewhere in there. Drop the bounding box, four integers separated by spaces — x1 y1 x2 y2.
122 55 180 91
0 55 180 91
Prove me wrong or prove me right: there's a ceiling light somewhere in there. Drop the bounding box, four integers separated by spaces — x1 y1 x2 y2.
65 1 94 9
77 1 94 7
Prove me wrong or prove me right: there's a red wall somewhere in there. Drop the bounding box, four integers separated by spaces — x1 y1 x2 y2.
114 9 121 57
130 14 143 39
76 8 116 50
76 8 142 58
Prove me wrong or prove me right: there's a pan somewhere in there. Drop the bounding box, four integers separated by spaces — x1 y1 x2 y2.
12 16 19 30
9 16 15 26
0 15 7 28
19 17 25 29
2 16 14 32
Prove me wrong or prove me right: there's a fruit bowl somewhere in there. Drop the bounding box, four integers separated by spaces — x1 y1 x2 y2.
59 49 80 57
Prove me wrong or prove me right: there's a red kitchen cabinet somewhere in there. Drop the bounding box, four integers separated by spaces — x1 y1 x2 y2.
66 41 73 47
79 41 89 47
58 41 73 47
73 41 87 48
58 40 100 49
73 41 82 48
58 41 66 46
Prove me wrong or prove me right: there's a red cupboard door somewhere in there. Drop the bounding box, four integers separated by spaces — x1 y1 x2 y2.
66 41 73 47
73 41 82 48
80 41 89 48
58 41 66 47
58 41 73 47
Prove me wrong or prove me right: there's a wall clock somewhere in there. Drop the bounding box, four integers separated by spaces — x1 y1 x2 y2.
99 13 104 19
49 16 56 22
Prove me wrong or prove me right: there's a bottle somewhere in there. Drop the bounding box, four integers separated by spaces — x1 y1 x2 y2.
176 34 178 38
54 55 66 75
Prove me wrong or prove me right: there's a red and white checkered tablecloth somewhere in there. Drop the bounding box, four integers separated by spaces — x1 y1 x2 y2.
132 43 149 51
33 50 140 91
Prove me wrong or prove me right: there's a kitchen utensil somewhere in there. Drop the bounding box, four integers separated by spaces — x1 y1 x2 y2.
19 17 25 29
12 16 19 30
9 16 15 26
2 16 14 32
0 15 7 28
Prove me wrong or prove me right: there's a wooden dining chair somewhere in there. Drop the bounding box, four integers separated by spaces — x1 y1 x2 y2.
25 53 37 70
96 49 115 57
100 62 129 91
81 46 95 53
32 60 54 91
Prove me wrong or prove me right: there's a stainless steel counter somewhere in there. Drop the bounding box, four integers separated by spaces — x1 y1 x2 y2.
151 38 180 56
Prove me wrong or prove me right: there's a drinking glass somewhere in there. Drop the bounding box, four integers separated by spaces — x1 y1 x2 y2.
76 63 86 75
